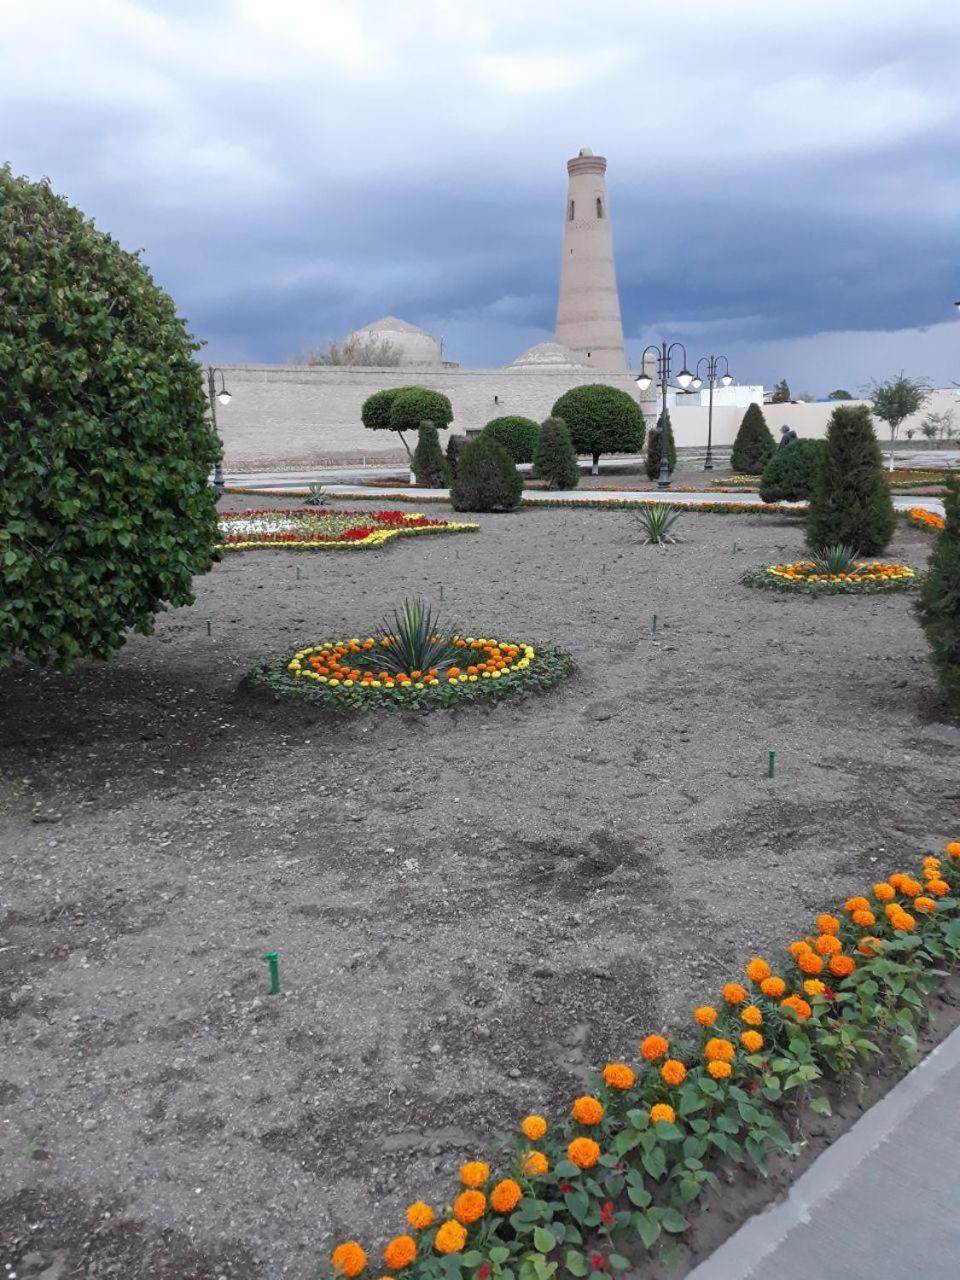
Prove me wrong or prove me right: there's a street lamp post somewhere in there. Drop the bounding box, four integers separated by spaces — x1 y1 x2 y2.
635 341 694 489
690 354 733 471
206 366 232 495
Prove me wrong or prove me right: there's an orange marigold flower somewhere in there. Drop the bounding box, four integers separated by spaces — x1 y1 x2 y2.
693 1005 718 1026
884 902 903 919
453 1191 486 1225
843 896 870 913
650 1103 676 1125
571 1095 604 1125
332 1243 367 1278
520 1150 548 1176
851 909 876 927
891 911 915 932
946 841 960 858
603 1063 636 1090
567 1137 601 1169
914 896 936 914
459 1161 489 1189
797 950 824 975
759 977 786 998
745 957 771 983
858 936 883 956
722 982 748 1005
489 1179 523 1214
781 995 812 1021
406 1202 435 1231
803 979 826 997
434 1222 467 1255
707 1060 733 1080
828 954 856 978
874 882 896 902
384 1236 417 1271
899 877 923 898
740 1030 764 1053
889 874 906 890
741 1004 763 1027
816 914 841 935
520 1115 547 1142
788 940 811 957
926 879 949 897
660 1058 687 1086
705 1037 736 1063
814 934 842 956
640 1033 670 1061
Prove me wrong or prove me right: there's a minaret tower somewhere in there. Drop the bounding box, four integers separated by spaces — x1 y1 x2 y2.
555 148 626 371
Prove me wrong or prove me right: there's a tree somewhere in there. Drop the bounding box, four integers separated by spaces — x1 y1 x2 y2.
759 439 826 503
645 409 677 481
828 389 854 400
921 410 956 446
806 405 896 555
291 333 402 366
360 385 452 458
480 415 540 464
450 435 523 512
446 433 468 478
916 476 960 711
771 379 791 404
0 166 220 669
532 417 579 490
550 384 645 475
730 403 776 474
411 421 449 487
868 372 932 470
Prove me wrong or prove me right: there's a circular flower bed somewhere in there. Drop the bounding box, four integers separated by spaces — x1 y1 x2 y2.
742 559 916 594
218 508 477 551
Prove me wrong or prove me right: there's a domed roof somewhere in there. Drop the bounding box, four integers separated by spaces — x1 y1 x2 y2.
508 342 590 370
347 316 443 366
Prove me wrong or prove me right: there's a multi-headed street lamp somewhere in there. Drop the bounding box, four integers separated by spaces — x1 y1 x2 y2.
691 354 733 471
206 366 232 494
635 341 695 489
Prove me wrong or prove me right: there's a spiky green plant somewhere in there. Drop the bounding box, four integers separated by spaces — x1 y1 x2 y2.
635 503 681 545
375 598 461 675
810 544 860 574
305 484 326 507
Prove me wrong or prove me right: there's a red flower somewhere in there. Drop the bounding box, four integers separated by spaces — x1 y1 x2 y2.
560 1184 572 1194
747 1082 758 1093
477 1266 492 1280
600 1201 614 1226
591 1252 606 1270
823 987 836 1000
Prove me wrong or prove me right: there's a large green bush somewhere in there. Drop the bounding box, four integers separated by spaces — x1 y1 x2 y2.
0 166 220 668
645 409 677 480
916 477 960 711
360 385 452 456
450 435 522 512
480 415 540 464
730 403 775 474
411 421 449 487
806 405 896 554
550 384 645 474
759 438 826 502
532 417 579 490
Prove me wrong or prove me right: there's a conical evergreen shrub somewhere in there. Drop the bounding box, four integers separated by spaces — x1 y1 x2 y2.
758 439 825 502
806 405 896 554
532 417 579 490
450 434 523 512
916 476 960 711
730 403 775 474
645 410 677 480
446 432 468 478
411 421 449 487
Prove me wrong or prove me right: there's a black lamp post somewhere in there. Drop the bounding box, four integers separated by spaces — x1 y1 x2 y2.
634 341 694 489
206 366 232 495
690 354 733 471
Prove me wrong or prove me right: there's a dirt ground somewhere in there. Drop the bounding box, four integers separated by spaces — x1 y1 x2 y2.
2 499 959 1278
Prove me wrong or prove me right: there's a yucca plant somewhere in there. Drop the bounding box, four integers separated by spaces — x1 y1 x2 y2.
304 484 326 507
375 598 461 675
635 503 682 546
811 543 860 574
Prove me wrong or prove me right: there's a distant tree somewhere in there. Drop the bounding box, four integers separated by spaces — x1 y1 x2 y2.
480 415 540 465
550 384 645 474
916 476 960 712
292 334 402 366
921 410 956 446
411 422 449 487
828 389 854 400
450 435 523 512
868 372 932 470
806 405 895 555
770 379 791 403
730 403 776 474
532 417 579 490
796 391 815 403
645 409 677 481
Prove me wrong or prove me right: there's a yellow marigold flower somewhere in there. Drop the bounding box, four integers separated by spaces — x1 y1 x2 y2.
946 841 960 858
384 1236 417 1271
705 1037 736 1063
459 1161 489 1189
405 1202 435 1231
745 957 771 983
816 914 841 936
660 1058 687 1086
640 1034 670 1061
489 1179 522 1214
650 1103 676 1125
741 1005 763 1027
571 1095 604 1125
926 879 949 897
434 1222 467 1255
828 954 856 978
693 1005 718 1026
874 882 896 902
520 1150 548 1176
707 1060 732 1080
814 934 842 956
722 982 748 1005
858 936 883 956
851 909 876 927
603 1063 635 1090
453 1190 486 1225
332 1243 367 1278
520 1115 547 1142
740 1030 764 1053
891 911 915 932
759 977 786 998
843 896 870 913
797 950 824 975
567 1137 601 1169
781 995 812 1020
803 979 826 997
914 896 936 914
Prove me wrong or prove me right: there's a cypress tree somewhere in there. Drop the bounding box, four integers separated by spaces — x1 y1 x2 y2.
446 432 468 478
758 439 825 502
645 409 677 480
730 403 776 474
411 421 449 487
532 417 579 489
450 435 523 512
916 477 960 711
806 405 896 554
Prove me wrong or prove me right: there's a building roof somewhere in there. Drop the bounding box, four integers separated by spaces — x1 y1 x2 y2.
346 316 443 367
353 315 434 337
508 341 590 370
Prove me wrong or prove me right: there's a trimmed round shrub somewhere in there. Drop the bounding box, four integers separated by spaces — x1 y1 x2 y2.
806 405 896 554
645 410 677 480
730 403 775 474
360 387 403 432
446 432 468 478
916 476 960 711
550 384 645 473
0 165 220 669
411 421 449 487
361 386 452 456
759 439 826 502
451 435 523 512
480 415 540 464
533 417 579 490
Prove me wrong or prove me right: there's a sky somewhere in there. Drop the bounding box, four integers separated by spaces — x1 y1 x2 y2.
2 0 959 394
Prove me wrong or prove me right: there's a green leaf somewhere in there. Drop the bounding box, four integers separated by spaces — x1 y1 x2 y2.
608 1256 631 1271
635 1212 661 1249
533 1228 556 1254
809 1095 832 1116
657 1208 689 1234
627 1184 652 1209
489 1248 510 1265
564 1252 588 1277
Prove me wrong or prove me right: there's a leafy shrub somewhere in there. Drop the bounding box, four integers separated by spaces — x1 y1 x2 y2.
759 439 826 502
916 476 960 711
361 385 452 456
635 504 681 545
480 415 540 464
806 405 896 555
532 417 579 490
0 165 220 669
730 403 775 474
550 384 645 473
446 432 468 478
645 410 677 480
361 387 402 432
411 422 449 487
450 435 523 512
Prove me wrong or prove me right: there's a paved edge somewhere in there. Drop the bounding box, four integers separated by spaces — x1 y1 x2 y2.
686 1020 960 1279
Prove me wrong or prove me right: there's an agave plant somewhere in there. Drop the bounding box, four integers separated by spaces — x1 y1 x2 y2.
635 503 682 546
304 484 326 507
375 598 461 676
810 543 860 574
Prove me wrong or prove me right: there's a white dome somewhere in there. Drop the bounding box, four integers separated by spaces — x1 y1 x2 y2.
508 341 590 370
348 316 443 367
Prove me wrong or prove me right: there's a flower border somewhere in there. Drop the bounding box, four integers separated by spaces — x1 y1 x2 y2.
905 506 945 534
217 508 478 551
742 560 917 595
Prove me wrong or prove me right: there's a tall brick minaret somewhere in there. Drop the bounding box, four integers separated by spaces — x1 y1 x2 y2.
555 148 626 372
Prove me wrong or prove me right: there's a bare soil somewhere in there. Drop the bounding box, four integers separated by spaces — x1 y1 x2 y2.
2 499 959 1278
